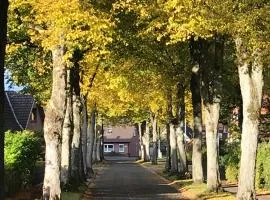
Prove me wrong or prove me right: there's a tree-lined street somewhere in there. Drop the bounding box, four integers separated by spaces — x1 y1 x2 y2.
0 0 269 199
89 159 182 200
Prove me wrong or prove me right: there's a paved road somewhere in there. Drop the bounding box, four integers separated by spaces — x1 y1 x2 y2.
89 159 183 200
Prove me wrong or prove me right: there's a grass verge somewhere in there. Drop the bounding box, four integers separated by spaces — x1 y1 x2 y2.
62 183 87 200
61 192 82 200
141 160 236 200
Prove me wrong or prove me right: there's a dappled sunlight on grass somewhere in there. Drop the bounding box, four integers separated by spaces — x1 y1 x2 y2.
168 180 188 186
179 183 236 200
256 189 270 196
181 183 206 197
199 192 236 200
141 160 236 200
135 159 145 164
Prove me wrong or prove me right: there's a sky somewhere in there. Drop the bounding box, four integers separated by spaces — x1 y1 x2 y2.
4 70 23 91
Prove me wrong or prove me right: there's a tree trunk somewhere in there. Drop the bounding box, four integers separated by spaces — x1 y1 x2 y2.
176 83 187 175
236 38 263 200
190 71 204 184
100 121 104 161
166 90 174 172
151 113 158 165
138 122 145 160
205 103 220 191
158 138 163 159
142 122 150 162
43 46 67 200
81 96 88 175
170 124 178 173
60 70 72 186
176 126 187 175
0 0 8 198
71 92 82 182
200 37 224 192
96 133 101 162
86 110 95 177
165 123 171 171
70 65 83 182
92 125 97 163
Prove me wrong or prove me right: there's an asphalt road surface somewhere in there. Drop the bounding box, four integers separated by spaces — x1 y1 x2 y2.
89 159 184 200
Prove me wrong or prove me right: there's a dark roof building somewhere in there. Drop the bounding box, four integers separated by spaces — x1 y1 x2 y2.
103 126 139 157
3 91 44 132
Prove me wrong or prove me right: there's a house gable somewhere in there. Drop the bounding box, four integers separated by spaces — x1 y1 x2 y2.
4 95 22 131
6 91 34 129
4 91 43 132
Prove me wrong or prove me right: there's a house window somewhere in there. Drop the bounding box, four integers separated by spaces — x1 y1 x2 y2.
119 144 124 152
104 144 114 152
31 108 37 122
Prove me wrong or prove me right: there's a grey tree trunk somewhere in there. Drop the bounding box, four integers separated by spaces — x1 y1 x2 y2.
151 113 158 165
166 91 173 172
138 123 145 160
43 46 67 200
70 64 84 182
165 123 171 172
142 122 150 162
92 125 97 163
175 83 187 175
158 139 163 159
0 0 8 198
176 126 187 175
205 102 220 191
236 38 263 200
190 71 204 184
86 110 95 177
201 37 224 192
81 96 88 175
60 70 72 186
100 122 104 161
96 133 101 162
71 92 82 182
170 124 178 173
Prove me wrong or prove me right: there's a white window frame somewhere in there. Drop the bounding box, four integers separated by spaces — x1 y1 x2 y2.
119 144 125 153
104 144 114 152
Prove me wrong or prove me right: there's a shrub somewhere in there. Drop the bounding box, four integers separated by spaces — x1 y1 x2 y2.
5 130 42 194
256 142 270 189
220 139 241 183
225 165 238 183
220 139 270 188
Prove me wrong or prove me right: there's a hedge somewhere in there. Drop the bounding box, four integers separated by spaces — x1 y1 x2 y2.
220 140 270 189
4 130 42 195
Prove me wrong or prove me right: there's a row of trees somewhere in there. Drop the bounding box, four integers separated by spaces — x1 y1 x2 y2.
0 0 269 199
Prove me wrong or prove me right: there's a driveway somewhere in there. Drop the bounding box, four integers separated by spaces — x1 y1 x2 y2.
88 159 184 200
